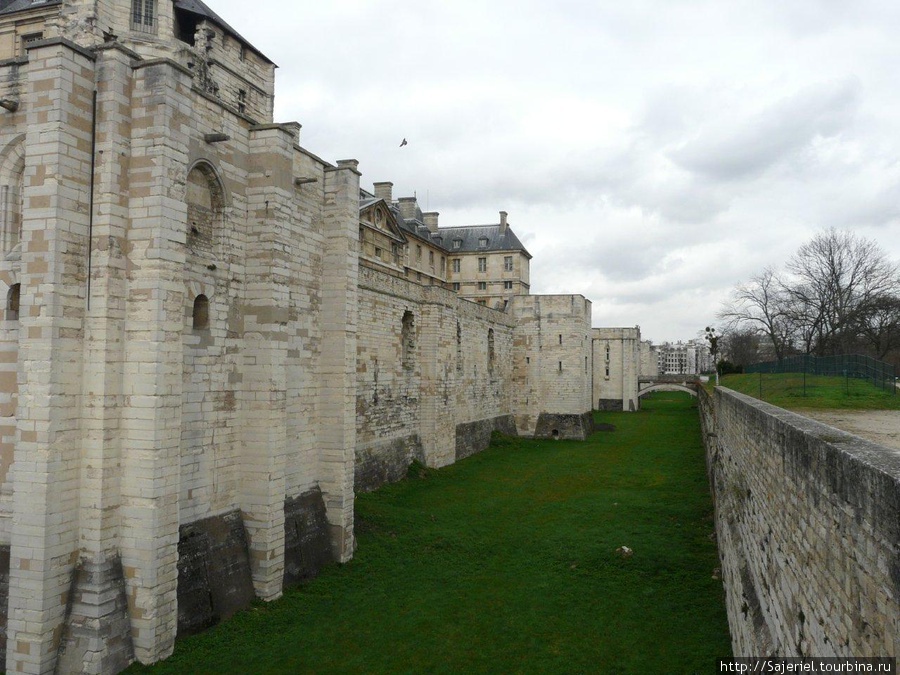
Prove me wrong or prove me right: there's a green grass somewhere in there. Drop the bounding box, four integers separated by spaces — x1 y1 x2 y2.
718 373 900 410
127 393 730 674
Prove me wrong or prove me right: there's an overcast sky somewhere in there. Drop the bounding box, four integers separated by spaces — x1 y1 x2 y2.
213 0 900 344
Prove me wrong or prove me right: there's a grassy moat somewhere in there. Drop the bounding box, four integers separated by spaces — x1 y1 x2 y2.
128 393 731 674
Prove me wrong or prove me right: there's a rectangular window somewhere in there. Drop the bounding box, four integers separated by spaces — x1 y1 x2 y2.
20 32 43 55
375 247 382 259
237 89 247 114
504 281 513 290
452 259 461 273
478 257 487 272
504 256 513 272
478 282 487 290
453 239 462 249
478 237 488 248
429 250 434 268
440 257 445 273
477 300 487 306
131 0 157 33
417 245 422 260
452 282 460 291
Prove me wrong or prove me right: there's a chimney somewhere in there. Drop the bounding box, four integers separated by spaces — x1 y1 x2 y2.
423 212 439 233
373 181 393 202
398 196 418 221
499 211 508 233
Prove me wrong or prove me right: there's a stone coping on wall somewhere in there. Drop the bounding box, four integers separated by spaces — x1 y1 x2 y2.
703 386 900 657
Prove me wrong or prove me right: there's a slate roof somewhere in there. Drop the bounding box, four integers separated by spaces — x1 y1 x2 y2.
174 0 274 64
440 224 532 258
356 188 530 257
0 0 61 17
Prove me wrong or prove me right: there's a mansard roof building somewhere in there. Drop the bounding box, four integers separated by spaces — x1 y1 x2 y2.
361 182 531 310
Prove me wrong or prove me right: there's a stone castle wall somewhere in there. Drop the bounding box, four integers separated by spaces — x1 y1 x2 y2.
701 387 900 658
356 265 515 489
592 327 640 412
508 295 593 439
0 7 598 674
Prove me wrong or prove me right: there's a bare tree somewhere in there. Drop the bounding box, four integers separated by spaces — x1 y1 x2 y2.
718 327 760 368
783 229 899 356
718 266 793 359
855 293 900 360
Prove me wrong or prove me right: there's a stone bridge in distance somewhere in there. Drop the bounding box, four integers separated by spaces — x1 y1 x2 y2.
638 375 702 398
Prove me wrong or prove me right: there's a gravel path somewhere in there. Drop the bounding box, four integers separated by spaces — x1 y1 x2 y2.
796 410 900 450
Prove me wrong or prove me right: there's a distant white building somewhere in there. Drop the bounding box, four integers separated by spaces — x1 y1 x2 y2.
656 340 712 375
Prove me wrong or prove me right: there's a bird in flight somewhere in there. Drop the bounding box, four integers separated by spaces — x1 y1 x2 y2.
399 138 408 147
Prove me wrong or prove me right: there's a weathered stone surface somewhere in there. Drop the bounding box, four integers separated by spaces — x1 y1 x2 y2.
0 545 7 666
283 488 333 586
701 386 900 658
56 556 135 675
176 511 255 638
0 2 606 671
455 415 517 461
533 412 594 441
596 399 622 412
355 435 425 493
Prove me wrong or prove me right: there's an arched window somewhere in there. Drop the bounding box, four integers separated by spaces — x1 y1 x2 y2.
192 294 209 330
6 284 19 321
185 162 224 256
0 141 24 253
401 311 415 370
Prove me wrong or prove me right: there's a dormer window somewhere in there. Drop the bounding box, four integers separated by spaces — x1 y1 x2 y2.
131 0 157 34
452 239 462 249
478 237 488 248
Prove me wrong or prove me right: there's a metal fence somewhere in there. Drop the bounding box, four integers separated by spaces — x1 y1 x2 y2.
746 354 897 394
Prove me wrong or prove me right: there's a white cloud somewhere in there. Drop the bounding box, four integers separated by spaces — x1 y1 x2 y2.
213 0 900 343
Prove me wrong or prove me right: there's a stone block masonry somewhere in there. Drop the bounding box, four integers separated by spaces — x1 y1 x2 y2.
0 3 599 673
701 387 900 657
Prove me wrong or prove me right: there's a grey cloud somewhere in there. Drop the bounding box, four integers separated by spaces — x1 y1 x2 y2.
668 78 862 180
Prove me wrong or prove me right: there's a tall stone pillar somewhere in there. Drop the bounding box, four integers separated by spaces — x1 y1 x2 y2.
5 39 94 675
240 124 296 600
55 44 137 675
417 294 457 468
117 59 191 665
318 160 359 562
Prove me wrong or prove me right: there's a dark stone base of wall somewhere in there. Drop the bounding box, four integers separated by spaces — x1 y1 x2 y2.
283 488 334 587
0 544 8 666
534 411 594 440
455 415 517 461
177 510 255 637
596 399 622 412
355 435 425 493
57 555 135 674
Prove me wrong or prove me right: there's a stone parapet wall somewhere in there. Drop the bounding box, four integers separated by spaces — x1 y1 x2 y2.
701 387 900 657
